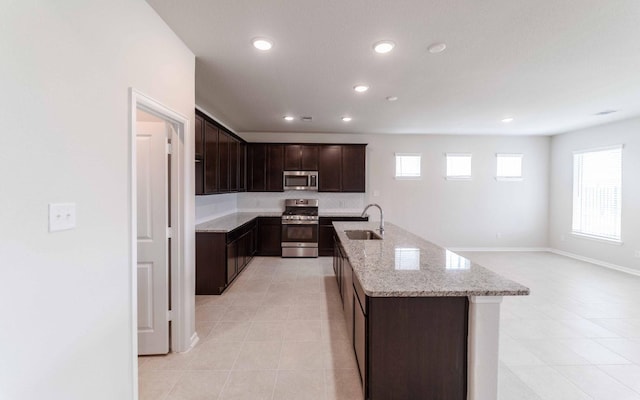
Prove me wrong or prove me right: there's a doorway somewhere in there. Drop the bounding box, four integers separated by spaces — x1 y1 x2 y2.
129 89 196 396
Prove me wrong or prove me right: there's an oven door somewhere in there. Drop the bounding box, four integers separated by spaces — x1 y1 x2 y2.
281 221 319 245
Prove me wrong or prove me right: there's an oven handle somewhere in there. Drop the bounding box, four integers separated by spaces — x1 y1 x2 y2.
281 220 319 225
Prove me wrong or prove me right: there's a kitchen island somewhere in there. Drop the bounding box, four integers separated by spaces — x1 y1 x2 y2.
332 221 529 400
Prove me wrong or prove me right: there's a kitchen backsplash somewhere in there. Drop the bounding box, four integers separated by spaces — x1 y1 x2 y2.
196 191 367 223
195 193 238 224
238 192 366 213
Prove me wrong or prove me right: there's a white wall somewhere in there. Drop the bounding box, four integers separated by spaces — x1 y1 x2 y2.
550 117 640 271
241 132 550 248
0 1 195 399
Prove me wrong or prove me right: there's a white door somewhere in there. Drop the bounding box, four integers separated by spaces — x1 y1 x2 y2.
136 119 170 355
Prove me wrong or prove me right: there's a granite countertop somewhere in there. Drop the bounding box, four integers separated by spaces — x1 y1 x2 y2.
333 221 530 298
196 211 368 232
196 212 281 232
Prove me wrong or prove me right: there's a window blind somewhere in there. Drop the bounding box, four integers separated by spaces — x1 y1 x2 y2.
572 146 622 242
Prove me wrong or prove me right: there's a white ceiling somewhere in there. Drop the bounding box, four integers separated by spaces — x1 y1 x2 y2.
146 0 640 135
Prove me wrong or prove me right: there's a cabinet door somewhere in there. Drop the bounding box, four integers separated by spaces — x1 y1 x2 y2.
195 114 204 159
301 145 319 170
341 145 366 192
257 217 282 256
226 241 237 284
238 142 246 191
318 223 335 257
204 122 219 194
195 159 204 195
195 233 227 295
218 131 230 192
354 294 366 385
229 138 238 192
343 257 354 342
284 144 302 170
266 144 284 192
248 143 267 191
319 145 342 192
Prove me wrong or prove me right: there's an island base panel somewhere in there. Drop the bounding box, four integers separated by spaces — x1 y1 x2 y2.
368 296 468 400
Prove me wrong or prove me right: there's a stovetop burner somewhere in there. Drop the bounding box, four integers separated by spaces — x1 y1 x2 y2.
282 199 319 221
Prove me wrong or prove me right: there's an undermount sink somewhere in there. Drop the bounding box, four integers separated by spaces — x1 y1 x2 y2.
345 230 383 240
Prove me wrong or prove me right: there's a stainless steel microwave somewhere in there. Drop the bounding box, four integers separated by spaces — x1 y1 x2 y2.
283 171 318 191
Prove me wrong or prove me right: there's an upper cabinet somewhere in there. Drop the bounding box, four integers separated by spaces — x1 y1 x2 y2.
195 109 365 195
318 144 366 192
341 145 366 192
195 114 205 195
248 143 284 192
284 144 319 171
196 110 246 196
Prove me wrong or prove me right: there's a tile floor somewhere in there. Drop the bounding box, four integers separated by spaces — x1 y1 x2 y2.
466 251 640 400
139 252 640 400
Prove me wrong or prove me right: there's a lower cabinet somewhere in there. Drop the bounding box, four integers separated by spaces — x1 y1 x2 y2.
257 217 281 256
196 219 257 295
334 236 469 400
319 216 369 257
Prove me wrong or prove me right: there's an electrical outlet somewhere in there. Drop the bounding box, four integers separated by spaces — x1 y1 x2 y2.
373 190 380 197
496 232 502 239
49 203 76 232
634 250 640 258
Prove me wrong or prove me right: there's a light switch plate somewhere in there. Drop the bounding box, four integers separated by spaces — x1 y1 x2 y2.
49 203 76 232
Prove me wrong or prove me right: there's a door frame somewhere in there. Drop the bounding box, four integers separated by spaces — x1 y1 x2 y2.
129 88 197 397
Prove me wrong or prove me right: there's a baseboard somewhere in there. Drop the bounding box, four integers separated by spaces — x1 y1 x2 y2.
448 247 551 252
184 332 199 353
549 248 640 277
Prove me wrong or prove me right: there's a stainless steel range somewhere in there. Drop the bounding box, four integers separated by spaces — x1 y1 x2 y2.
281 199 319 258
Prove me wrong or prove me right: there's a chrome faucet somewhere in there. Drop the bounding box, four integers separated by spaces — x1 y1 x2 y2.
361 203 384 233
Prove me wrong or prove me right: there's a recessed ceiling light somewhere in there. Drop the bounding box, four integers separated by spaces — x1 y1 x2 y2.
386 96 399 102
342 116 352 122
353 85 369 93
427 43 447 54
594 110 617 116
252 37 273 51
283 116 294 121
501 117 514 123
373 40 395 54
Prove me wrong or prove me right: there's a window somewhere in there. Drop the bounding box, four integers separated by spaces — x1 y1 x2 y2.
446 153 472 180
496 153 523 180
572 145 622 242
395 153 421 179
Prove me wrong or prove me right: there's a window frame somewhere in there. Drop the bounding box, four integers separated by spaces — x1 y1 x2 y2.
571 144 623 244
445 153 472 180
394 153 422 180
495 153 524 181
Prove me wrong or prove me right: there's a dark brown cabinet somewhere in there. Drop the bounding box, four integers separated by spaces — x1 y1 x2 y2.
284 144 318 171
218 131 231 192
257 217 281 256
248 144 284 192
196 219 257 294
333 235 469 400
341 145 366 192
318 145 342 192
195 115 205 195
204 121 219 194
238 142 246 192
318 144 366 192
319 216 368 257
196 110 247 195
